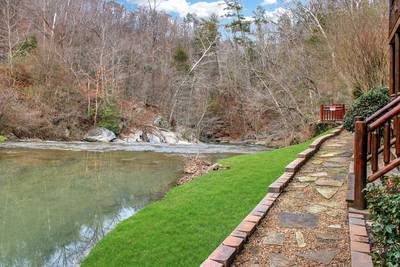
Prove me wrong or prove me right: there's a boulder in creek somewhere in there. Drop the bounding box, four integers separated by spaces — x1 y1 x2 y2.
161 130 180 144
123 130 143 143
120 128 194 144
84 128 116 142
142 130 166 144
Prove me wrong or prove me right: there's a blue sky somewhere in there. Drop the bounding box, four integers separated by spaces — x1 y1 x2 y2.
118 0 290 19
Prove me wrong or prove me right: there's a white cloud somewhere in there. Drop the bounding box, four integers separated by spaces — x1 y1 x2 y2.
128 0 227 18
244 16 255 22
189 1 227 17
262 0 277 5
265 7 292 22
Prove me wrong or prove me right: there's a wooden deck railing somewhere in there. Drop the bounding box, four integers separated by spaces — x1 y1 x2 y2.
320 104 346 122
353 96 400 209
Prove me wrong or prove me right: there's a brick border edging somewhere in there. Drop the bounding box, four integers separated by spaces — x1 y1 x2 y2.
346 153 373 266
348 211 373 267
201 126 344 267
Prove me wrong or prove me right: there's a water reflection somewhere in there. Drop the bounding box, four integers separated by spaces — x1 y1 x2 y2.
45 206 137 267
0 148 187 267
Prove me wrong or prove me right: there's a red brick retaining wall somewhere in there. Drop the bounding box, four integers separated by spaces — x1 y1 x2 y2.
347 155 373 267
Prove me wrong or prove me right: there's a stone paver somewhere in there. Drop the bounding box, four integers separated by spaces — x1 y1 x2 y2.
262 232 285 246
297 248 340 264
279 212 319 229
307 204 328 214
297 176 318 183
295 231 306 247
309 172 328 177
316 186 339 199
234 131 352 266
269 253 296 267
315 178 343 187
328 224 342 229
316 231 341 243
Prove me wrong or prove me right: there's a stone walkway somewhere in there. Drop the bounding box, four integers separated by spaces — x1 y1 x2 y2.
233 132 353 266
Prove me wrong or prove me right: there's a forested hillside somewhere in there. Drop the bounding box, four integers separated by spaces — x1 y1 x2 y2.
0 0 388 145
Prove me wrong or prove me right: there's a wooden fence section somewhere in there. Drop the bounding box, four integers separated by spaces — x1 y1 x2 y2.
352 96 400 209
320 104 346 122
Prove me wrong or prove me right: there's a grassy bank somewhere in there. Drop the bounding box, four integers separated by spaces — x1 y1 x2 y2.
83 136 323 267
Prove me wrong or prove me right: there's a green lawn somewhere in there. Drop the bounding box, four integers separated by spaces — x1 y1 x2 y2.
82 137 321 267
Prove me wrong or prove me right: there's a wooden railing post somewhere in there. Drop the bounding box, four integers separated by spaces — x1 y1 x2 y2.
354 116 367 209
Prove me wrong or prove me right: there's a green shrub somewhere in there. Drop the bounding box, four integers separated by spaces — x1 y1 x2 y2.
13 36 37 58
173 46 190 72
0 135 7 143
95 103 123 134
343 87 391 132
366 177 400 266
312 122 334 136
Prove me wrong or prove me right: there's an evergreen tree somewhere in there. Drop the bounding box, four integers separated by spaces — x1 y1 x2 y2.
224 0 251 45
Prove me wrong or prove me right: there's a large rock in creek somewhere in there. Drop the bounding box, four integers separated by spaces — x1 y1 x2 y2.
124 130 143 143
143 131 165 144
161 130 181 144
84 128 116 142
122 128 192 144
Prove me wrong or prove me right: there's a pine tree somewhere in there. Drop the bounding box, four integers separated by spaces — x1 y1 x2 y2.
224 0 251 46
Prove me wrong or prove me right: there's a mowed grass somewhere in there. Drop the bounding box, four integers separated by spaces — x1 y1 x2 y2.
82 136 322 267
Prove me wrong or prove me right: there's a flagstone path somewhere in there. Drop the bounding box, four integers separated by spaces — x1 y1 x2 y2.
233 131 353 266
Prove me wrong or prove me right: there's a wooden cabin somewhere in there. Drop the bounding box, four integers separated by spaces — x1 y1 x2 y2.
389 0 400 96
350 0 400 209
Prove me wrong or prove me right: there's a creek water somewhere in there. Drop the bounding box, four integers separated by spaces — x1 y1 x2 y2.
0 142 265 267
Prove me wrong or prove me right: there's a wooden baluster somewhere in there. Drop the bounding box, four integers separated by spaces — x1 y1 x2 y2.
371 131 379 172
320 105 323 122
396 115 400 157
325 107 327 121
324 106 326 121
334 107 336 121
395 33 400 95
340 106 343 120
378 126 382 155
326 107 329 121
327 107 329 121
367 132 372 155
354 117 367 210
384 122 391 165
390 42 395 96
333 108 335 121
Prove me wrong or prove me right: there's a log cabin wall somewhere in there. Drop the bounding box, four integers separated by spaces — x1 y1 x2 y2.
389 0 400 96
